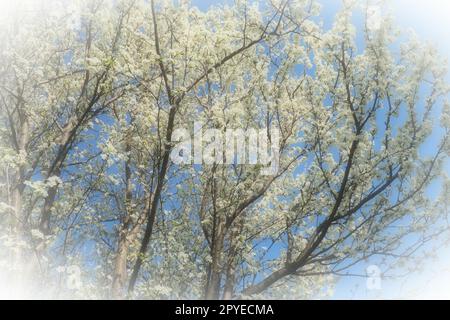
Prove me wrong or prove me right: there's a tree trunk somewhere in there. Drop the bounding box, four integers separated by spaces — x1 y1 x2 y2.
111 231 129 299
112 130 134 299
204 223 225 300
222 266 235 300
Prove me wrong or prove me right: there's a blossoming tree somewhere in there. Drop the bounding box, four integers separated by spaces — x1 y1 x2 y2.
0 0 449 299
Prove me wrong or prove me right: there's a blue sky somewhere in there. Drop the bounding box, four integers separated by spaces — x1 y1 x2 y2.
343 0 450 299
188 0 450 299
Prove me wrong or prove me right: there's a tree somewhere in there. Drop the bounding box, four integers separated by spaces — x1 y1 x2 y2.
0 0 449 300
